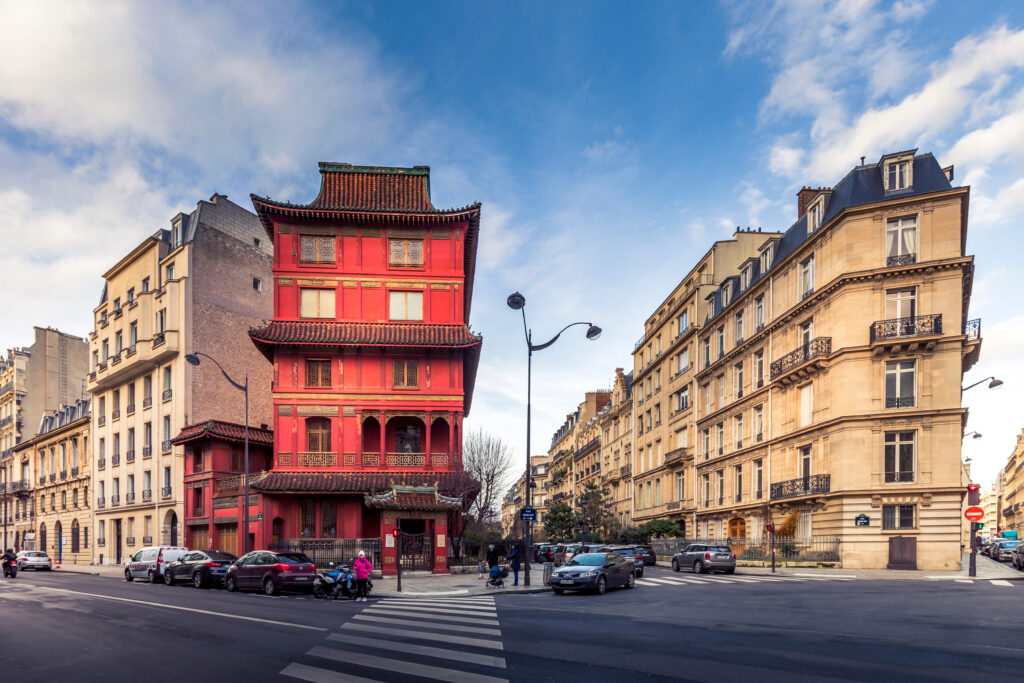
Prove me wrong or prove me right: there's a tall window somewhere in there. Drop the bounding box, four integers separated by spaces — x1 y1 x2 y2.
734 466 743 502
299 235 335 264
755 296 765 329
799 383 813 427
760 245 773 273
886 216 917 266
701 429 710 460
734 362 744 398
676 472 685 501
733 414 743 448
144 422 152 449
753 459 763 498
321 501 337 537
393 360 419 388
162 416 171 445
306 417 331 452
701 473 710 506
754 350 764 388
102 340 109 362
882 504 915 530
884 431 916 482
678 386 689 411
716 423 724 455
300 288 335 318
389 291 423 321
654 479 661 506
156 308 166 334
115 331 123 355
678 310 689 334
716 327 725 358
808 196 824 231
300 500 316 537
799 446 812 480
799 320 814 348
680 347 689 371
754 405 764 440
885 360 916 408
716 470 724 504
144 375 152 402
389 239 424 267
799 255 815 298
735 312 744 341
717 374 725 406
129 321 138 349
703 383 711 415
702 339 711 368
306 359 331 387
885 288 917 321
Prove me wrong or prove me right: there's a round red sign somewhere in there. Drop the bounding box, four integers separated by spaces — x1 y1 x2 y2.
964 506 985 522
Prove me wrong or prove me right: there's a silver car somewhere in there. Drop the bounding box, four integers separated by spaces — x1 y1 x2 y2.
672 544 736 574
16 551 52 571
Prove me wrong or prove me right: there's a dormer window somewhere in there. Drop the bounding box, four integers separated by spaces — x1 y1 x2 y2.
759 244 774 273
881 151 915 192
740 265 752 290
807 195 825 232
723 282 733 305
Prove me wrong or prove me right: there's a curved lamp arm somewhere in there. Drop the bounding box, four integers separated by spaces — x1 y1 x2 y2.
185 351 246 392
962 376 1003 392
530 321 599 352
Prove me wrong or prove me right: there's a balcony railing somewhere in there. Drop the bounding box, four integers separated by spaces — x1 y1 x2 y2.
111 409 120 420
886 253 916 268
770 474 830 500
143 446 152 458
770 337 831 380
884 470 915 483
126 403 135 415
71 466 79 477
162 440 172 453
142 489 152 502
111 453 119 466
162 388 172 401
97 497 105 508
111 494 120 506
215 475 244 494
10 480 28 493
97 415 106 426
126 536 135 546
386 453 426 467
143 397 152 408
142 536 153 545
126 492 135 504
49 473 55 483
964 318 981 341
870 314 942 343
97 458 105 469
665 447 689 465
885 397 915 408
161 486 172 498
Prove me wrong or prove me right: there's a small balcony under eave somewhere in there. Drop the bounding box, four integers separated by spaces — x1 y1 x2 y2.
870 314 942 356
769 337 831 387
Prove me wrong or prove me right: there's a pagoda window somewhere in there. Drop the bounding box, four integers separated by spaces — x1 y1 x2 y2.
300 288 335 318
306 417 331 453
389 291 423 321
393 360 419 389
306 359 332 387
389 239 424 268
299 235 335 264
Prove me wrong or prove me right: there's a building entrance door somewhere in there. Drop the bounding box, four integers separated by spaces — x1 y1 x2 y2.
217 524 239 556
114 520 123 564
728 518 746 556
398 520 431 571
191 526 209 551
887 535 917 570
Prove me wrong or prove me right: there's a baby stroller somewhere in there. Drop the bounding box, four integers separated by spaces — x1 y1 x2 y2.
486 564 509 588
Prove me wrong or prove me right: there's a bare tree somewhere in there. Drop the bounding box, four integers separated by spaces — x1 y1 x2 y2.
462 428 515 527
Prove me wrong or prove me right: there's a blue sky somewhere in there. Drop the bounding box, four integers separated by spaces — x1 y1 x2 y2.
1 0 1023 490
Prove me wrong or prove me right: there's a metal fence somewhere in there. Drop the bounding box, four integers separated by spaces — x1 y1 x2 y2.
269 538 381 569
447 538 525 568
648 536 841 562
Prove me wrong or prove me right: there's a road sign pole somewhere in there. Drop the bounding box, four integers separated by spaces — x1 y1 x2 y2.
771 527 776 574
969 524 977 578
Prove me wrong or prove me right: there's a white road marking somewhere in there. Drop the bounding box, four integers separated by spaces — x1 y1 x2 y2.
366 608 499 626
955 579 975 583
378 600 496 613
793 573 857 579
281 662 377 683
639 577 676 585
990 580 1014 586
370 603 496 616
379 588 470 596
309 645 508 683
352 613 501 636
28 585 325 631
329 632 507 669
340 622 502 650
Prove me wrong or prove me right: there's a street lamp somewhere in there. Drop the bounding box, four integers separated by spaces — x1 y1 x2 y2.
184 352 250 555
962 376 1004 392
507 291 601 587
963 431 983 440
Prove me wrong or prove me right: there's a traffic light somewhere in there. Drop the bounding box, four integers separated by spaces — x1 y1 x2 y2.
392 528 399 538
974 522 984 531
967 483 981 506
765 523 775 533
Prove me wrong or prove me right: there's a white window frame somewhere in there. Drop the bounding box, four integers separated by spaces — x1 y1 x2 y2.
884 360 916 409
799 383 813 427
884 159 913 191
388 291 424 321
884 430 916 483
755 296 765 328
886 215 918 265
799 255 815 298
735 311 744 342
807 195 825 231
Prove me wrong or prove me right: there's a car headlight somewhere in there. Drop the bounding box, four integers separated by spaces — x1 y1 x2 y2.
579 571 597 577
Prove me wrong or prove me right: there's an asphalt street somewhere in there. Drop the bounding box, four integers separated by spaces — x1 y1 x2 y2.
1 560 1022 682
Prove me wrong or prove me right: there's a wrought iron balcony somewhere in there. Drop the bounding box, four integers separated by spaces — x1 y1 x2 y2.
49 473 55 483
97 415 106 426
126 403 135 415
59 470 66 480
142 489 152 502
143 397 152 408
162 388 172 401
126 450 136 463
143 446 152 458
770 474 830 500
964 318 981 341
38 475 46 485
111 494 120 505
884 470 915 483
770 337 831 380
143 536 152 545
71 466 79 477
111 409 120 420
870 314 942 343
111 453 119 466
162 440 172 452
885 396 915 409
126 536 135 546
665 447 689 465
126 492 135 504
97 497 105 508
97 458 105 469
886 253 916 267
161 486 172 498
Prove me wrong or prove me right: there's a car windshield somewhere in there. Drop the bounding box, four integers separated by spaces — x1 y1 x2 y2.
277 553 313 564
999 541 1021 548
707 546 731 553
566 553 606 567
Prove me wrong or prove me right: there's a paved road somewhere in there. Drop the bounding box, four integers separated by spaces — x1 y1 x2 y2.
3 563 1023 682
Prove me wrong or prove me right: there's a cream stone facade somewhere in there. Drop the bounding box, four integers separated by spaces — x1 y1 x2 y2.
687 151 976 570
500 454 550 538
597 369 634 531
545 392 610 534
12 399 92 564
998 430 1024 536
88 195 273 565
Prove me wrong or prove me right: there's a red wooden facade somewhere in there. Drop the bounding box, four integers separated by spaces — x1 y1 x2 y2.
244 163 482 574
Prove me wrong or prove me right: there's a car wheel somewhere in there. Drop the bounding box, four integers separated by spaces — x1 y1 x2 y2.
148 570 158 584
693 560 704 574
724 568 735 575
192 572 204 589
164 571 175 585
672 559 680 572
124 569 134 582
552 588 565 595
595 576 607 595
263 577 278 596
625 573 635 589
637 569 644 578
225 576 237 592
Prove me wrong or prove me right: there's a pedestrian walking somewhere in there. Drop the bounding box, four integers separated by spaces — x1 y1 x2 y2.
507 543 521 586
353 550 373 602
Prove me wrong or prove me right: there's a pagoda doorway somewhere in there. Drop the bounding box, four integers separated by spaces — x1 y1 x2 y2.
398 519 431 571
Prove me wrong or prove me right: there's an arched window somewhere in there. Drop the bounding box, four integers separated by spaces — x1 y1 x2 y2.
306 418 331 453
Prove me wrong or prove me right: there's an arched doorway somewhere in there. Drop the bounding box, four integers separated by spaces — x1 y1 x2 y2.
430 417 450 466
362 417 381 466
39 523 47 555
728 518 747 556
72 520 80 554
54 521 63 563
386 415 426 466
165 510 179 546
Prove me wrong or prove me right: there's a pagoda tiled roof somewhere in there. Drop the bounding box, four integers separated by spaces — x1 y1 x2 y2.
249 321 481 349
249 470 477 497
171 420 274 446
364 485 464 511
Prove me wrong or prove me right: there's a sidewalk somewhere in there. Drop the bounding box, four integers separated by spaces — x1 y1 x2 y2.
727 552 1024 580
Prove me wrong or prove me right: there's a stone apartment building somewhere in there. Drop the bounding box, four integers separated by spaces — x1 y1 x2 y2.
501 454 550 538
87 194 273 565
11 399 92 563
546 391 610 522
998 431 1024 536
597 369 634 530
0 327 89 551
687 150 975 570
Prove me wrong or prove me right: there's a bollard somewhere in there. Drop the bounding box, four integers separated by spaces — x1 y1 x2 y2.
542 561 553 586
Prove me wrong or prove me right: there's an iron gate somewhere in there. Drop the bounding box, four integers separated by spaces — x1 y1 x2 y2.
399 531 430 570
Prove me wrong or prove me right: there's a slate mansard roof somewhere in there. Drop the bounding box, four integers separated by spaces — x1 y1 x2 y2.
705 151 957 322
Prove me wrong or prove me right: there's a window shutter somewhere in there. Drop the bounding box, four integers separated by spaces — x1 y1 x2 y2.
408 240 423 265
393 360 405 387
306 361 318 387
389 240 405 265
319 237 335 263
300 236 317 262
406 361 418 387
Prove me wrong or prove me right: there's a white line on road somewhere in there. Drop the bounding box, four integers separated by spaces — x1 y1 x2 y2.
366 607 499 626
28 585 326 631
379 600 497 612
955 579 974 583
281 662 378 683
309 645 508 683
352 613 501 636
793 573 857 579
340 622 502 650
990 580 1014 586
329 633 507 669
639 577 677 584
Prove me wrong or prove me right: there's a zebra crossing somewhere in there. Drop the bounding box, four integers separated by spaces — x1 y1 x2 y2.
636 572 854 587
280 595 508 682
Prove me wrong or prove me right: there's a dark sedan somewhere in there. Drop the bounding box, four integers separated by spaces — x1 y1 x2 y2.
225 551 316 595
550 552 636 595
163 550 238 588
637 545 657 566
598 545 645 577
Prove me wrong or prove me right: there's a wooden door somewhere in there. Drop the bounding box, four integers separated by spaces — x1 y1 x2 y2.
728 518 747 556
887 536 917 570
217 523 238 557
191 526 209 552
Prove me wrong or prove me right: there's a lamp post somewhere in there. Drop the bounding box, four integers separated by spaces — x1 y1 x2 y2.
963 431 982 440
507 291 601 587
962 376 1003 392
184 352 249 555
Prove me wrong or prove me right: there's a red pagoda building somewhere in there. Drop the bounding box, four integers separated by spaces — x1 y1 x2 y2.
246 163 481 575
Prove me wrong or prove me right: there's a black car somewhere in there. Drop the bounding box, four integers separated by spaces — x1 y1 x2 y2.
163 550 238 588
637 545 657 566
550 552 636 595
598 545 645 577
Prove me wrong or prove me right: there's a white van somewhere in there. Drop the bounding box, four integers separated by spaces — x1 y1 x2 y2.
125 546 188 583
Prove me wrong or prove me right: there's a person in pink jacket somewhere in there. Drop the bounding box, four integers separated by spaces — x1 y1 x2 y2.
353 550 373 602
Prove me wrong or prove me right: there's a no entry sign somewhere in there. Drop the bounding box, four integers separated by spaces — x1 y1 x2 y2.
964 506 985 522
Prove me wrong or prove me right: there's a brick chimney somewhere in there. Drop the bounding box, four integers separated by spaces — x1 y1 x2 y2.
797 186 831 218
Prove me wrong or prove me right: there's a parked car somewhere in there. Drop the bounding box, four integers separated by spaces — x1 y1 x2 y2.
637 545 657 567
1011 543 1024 570
163 550 238 588
991 540 1021 562
124 546 189 583
672 544 736 574
552 543 573 566
16 550 51 571
598 545 644 577
550 552 636 595
225 550 316 595
536 544 557 563
532 543 549 562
